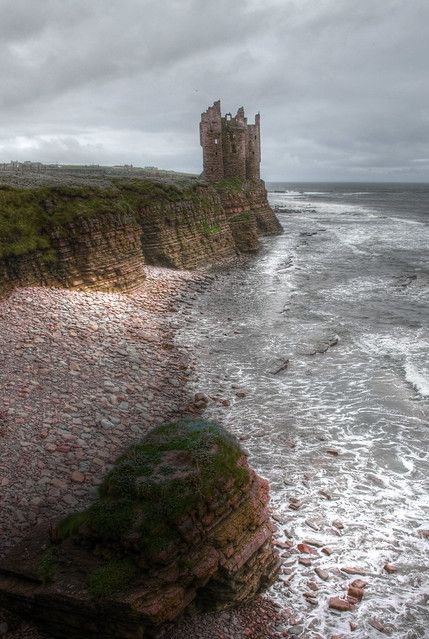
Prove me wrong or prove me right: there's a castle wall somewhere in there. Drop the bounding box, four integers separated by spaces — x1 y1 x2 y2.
245 116 261 180
201 102 262 182
200 101 224 182
221 111 247 180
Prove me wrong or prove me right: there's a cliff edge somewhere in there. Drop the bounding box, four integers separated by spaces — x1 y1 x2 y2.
0 176 282 297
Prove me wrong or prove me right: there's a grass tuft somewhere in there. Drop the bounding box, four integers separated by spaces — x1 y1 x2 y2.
87 558 137 597
37 547 58 584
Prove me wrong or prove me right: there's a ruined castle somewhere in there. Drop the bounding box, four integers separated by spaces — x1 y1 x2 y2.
200 100 261 182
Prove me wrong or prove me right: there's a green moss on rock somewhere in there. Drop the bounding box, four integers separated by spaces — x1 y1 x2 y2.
201 221 222 236
0 179 201 259
37 547 58 584
213 177 245 193
58 419 250 563
87 558 137 597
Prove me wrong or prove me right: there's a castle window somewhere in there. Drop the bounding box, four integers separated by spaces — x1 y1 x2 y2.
232 144 237 153
214 138 218 145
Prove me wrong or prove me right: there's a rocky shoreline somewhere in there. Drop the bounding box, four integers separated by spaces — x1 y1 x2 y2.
0 267 204 561
0 263 291 639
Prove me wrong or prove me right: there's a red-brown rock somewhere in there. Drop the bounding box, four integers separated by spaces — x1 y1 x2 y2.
70 471 85 483
383 563 397 574
341 566 370 575
298 557 312 567
350 579 368 589
0 420 280 639
329 596 352 612
297 543 318 555
347 586 364 600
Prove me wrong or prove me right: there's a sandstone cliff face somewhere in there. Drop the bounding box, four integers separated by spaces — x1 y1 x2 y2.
138 180 282 269
0 211 145 297
0 179 282 297
137 189 237 269
219 181 283 234
0 420 280 639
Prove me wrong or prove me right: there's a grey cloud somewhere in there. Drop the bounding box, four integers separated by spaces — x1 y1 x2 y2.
0 0 427 181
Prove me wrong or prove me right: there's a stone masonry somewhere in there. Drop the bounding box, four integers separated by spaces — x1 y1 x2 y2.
200 101 261 182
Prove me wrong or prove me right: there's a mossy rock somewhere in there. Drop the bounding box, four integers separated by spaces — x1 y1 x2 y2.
57 419 250 563
213 177 245 193
87 558 137 597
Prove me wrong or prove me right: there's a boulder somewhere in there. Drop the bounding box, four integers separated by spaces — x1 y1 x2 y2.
0 419 279 638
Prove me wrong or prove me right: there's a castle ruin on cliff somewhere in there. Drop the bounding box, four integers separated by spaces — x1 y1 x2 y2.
200 100 261 182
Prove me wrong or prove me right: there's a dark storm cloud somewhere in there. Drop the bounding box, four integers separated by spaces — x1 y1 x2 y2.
0 0 428 181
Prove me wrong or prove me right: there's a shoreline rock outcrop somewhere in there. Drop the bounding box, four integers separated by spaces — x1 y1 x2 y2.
0 177 282 298
0 419 280 638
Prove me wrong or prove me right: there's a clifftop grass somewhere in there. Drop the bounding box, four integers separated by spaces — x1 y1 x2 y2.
0 179 201 260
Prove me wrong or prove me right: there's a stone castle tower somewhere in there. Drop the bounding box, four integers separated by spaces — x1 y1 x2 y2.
200 100 261 182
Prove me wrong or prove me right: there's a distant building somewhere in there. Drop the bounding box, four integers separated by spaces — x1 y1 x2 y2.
200 100 261 182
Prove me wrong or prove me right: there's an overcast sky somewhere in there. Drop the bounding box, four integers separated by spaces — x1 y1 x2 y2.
0 0 428 181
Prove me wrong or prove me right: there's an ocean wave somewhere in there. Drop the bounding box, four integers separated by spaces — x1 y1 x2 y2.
269 190 303 196
302 191 328 195
387 215 426 226
405 362 429 397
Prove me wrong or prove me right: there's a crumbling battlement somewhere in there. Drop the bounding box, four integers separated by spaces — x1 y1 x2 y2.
200 101 261 182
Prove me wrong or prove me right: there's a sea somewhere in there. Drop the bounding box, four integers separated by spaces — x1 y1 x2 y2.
178 183 429 638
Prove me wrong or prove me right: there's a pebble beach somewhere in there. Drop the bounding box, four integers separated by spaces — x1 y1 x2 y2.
0 266 289 639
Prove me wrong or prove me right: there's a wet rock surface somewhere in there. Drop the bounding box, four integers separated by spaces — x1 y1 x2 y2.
0 420 280 638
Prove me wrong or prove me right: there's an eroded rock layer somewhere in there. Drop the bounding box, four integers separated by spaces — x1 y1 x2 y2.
0 178 282 297
219 180 284 238
0 211 146 296
0 420 280 639
137 188 237 269
138 180 282 269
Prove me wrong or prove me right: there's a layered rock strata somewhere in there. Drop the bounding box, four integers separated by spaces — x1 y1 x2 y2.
136 188 236 269
137 180 282 269
0 211 145 297
0 420 280 639
219 180 283 236
0 178 282 297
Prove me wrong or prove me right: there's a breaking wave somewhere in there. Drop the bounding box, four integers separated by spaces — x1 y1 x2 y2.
405 362 429 397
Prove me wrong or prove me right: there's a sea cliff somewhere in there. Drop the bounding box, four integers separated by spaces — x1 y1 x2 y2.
0 177 282 297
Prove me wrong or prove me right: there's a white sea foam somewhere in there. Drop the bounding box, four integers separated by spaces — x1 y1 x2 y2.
181 193 429 638
302 191 328 195
405 362 429 397
388 215 426 226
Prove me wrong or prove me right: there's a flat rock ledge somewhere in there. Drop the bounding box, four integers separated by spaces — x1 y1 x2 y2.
0 419 280 639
